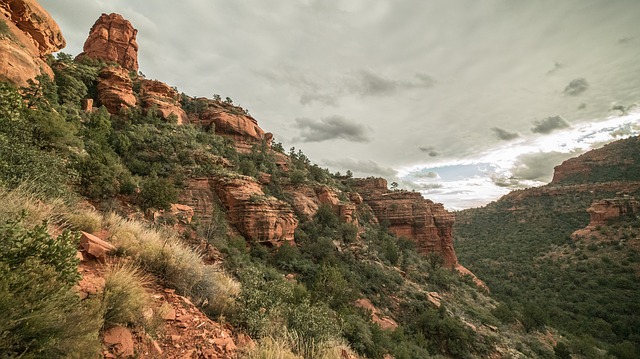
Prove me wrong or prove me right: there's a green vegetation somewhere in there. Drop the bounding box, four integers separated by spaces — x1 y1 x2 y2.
456 182 640 357
0 52 565 358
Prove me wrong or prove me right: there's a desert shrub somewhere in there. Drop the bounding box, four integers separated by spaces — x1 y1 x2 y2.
138 172 178 210
0 216 102 357
102 263 150 328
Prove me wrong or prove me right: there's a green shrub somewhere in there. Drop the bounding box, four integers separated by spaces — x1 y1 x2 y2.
0 216 102 357
138 172 178 210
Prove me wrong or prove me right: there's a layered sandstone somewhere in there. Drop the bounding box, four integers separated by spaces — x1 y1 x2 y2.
139 79 188 124
96 66 136 113
193 99 270 152
586 197 640 228
77 13 138 71
212 176 298 245
351 178 458 267
0 0 65 86
287 185 357 224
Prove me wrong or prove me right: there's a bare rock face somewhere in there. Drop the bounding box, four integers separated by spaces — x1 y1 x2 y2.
351 178 459 268
96 66 136 113
287 185 357 224
0 0 65 86
193 99 269 152
77 13 138 71
139 79 189 124
586 197 639 228
212 176 298 245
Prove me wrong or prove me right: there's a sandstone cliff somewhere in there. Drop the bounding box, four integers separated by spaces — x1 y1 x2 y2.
212 176 298 245
586 197 640 229
191 98 271 153
351 178 458 268
77 13 138 71
0 0 65 86
96 66 136 113
139 79 189 124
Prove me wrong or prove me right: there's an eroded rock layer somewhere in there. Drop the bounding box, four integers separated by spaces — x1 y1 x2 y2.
139 79 188 124
96 66 136 113
0 0 65 86
212 176 298 245
352 178 458 268
77 13 138 71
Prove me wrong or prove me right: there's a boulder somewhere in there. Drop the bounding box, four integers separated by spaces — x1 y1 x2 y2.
79 231 115 259
103 326 134 357
0 0 65 86
77 13 138 71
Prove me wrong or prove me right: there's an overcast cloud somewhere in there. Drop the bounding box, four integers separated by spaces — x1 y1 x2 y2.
531 115 571 134
39 0 640 208
293 116 371 143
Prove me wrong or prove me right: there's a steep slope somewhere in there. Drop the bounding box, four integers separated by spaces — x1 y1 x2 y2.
455 136 640 358
0 5 563 358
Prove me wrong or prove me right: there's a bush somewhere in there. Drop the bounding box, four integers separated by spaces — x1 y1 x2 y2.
0 216 102 357
139 172 178 210
102 263 150 328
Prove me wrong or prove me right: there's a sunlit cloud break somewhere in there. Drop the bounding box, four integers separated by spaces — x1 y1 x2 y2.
398 112 640 210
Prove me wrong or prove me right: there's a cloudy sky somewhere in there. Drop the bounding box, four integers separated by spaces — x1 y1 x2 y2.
40 0 640 209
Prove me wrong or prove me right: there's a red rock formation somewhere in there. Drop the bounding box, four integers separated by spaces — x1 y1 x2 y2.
0 0 65 86
77 13 138 71
212 176 298 245
586 197 639 228
354 298 398 330
139 79 188 124
193 99 270 152
351 178 458 267
96 66 136 113
287 185 357 224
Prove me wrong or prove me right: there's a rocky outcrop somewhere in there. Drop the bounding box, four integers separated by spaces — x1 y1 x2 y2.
287 185 358 224
586 197 640 228
0 0 65 86
212 176 298 245
192 99 270 152
552 136 639 184
80 231 115 260
351 178 458 268
77 13 138 71
139 79 189 124
96 66 136 113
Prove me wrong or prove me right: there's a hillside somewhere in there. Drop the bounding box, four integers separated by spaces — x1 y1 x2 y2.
0 3 566 359
455 136 640 359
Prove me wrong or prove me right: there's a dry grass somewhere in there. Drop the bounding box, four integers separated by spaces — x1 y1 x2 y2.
102 262 151 328
103 212 240 316
242 331 354 359
0 185 64 227
62 207 103 232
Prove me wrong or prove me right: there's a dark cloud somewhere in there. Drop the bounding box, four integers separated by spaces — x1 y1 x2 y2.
413 171 439 179
546 61 564 75
418 146 439 157
511 151 580 182
618 37 633 44
578 103 587 110
531 115 570 134
321 158 396 177
491 127 519 141
610 103 636 115
294 116 370 142
349 70 436 97
563 78 589 96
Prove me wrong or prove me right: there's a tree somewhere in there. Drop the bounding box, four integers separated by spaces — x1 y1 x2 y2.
390 181 398 190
